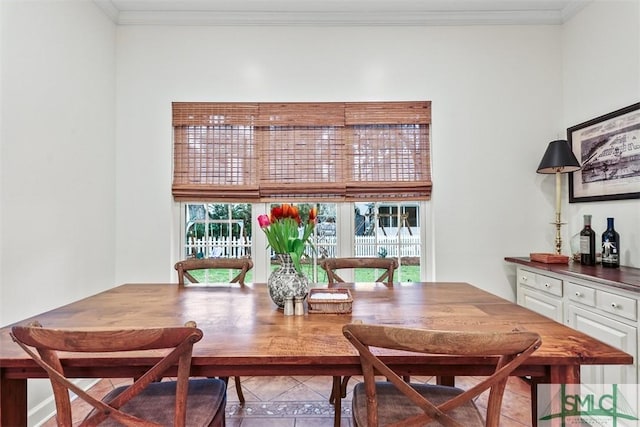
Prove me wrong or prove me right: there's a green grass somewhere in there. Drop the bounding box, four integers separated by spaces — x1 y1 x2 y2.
189 269 254 283
317 266 420 283
189 265 420 284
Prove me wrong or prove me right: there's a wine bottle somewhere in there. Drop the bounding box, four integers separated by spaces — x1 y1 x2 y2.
601 217 620 268
579 215 596 266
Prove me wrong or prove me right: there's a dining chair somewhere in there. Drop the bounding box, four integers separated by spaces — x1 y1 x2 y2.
174 257 253 404
342 323 542 427
320 256 399 422
319 257 398 286
10 320 227 427
174 257 254 286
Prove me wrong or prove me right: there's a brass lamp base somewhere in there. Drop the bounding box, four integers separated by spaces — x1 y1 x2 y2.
553 212 565 255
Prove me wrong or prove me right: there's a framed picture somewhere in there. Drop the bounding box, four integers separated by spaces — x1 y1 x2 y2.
568 102 640 203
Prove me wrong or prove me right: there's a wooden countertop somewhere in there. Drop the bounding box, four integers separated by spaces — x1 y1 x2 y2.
505 257 640 293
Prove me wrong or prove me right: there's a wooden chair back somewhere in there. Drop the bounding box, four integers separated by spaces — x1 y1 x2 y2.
342 323 542 427
321 256 399 417
175 257 253 286
320 257 398 285
10 321 216 427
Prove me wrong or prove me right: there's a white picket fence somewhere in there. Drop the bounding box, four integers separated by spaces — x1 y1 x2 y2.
185 236 251 258
185 235 421 259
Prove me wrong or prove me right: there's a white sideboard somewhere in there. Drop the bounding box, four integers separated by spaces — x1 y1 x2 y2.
506 257 640 385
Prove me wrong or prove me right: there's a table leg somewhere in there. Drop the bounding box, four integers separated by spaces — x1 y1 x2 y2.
333 376 342 427
549 365 580 384
1 375 27 427
436 375 454 386
530 366 581 427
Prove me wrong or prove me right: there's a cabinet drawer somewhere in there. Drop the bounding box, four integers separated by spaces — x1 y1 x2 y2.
519 287 563 322
535 274 562 297
597 290 637 321
517 268 535 287
566 282 595 307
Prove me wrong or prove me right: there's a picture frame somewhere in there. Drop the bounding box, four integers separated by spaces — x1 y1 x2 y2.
568 102 640 203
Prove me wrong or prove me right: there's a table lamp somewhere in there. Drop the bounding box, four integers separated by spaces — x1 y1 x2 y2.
536 139 581 255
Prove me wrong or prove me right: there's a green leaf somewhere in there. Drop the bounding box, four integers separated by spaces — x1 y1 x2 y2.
289 251 302 273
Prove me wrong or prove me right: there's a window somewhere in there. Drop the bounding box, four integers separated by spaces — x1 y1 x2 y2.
174 101 431 282
183 203 253 282
182 201 423 283
351 202 421 282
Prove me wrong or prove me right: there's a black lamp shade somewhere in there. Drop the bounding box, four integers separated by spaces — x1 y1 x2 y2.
536 139 581 174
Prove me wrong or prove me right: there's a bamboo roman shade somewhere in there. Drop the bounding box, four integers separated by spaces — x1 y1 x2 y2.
172 103 259 201
172 101 431 202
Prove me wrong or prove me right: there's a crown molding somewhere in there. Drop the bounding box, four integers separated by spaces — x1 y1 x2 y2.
94 0 120 23
114 10 564 26
94 0 591 26
561 1 590 22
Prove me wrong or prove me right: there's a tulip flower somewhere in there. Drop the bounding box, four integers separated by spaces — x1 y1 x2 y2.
257 214 271 228
258 204 316 272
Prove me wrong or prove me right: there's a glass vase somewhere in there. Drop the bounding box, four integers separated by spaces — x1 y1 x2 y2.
268 253 309 309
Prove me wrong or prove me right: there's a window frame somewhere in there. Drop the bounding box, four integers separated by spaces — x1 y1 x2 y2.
177 201 433 284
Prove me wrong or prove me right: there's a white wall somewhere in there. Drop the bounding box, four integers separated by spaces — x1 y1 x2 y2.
563 0 640 268
1 1 116 422
2 2 634 321
115 24 564 299
1 0 116 323
1 1 637 422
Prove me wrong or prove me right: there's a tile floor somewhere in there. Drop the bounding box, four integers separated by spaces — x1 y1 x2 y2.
41 374 532 426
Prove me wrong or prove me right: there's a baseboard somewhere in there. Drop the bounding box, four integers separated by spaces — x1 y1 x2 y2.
31 378 101 426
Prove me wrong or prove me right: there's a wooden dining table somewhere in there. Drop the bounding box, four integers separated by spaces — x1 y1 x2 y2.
0 281 633 426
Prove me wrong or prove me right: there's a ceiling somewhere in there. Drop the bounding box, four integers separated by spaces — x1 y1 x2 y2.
94 0 590 26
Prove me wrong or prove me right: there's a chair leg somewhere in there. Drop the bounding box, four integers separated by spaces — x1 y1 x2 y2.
330 375 352 404
234 376 245 405
330 375 352 426
219 376 245 405
330 376 339 404
340 376 351 398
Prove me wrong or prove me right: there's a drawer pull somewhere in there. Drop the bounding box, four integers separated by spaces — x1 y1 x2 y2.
611 302 618 309
575 291 582 297
521 276 528 281
544 283 551 288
